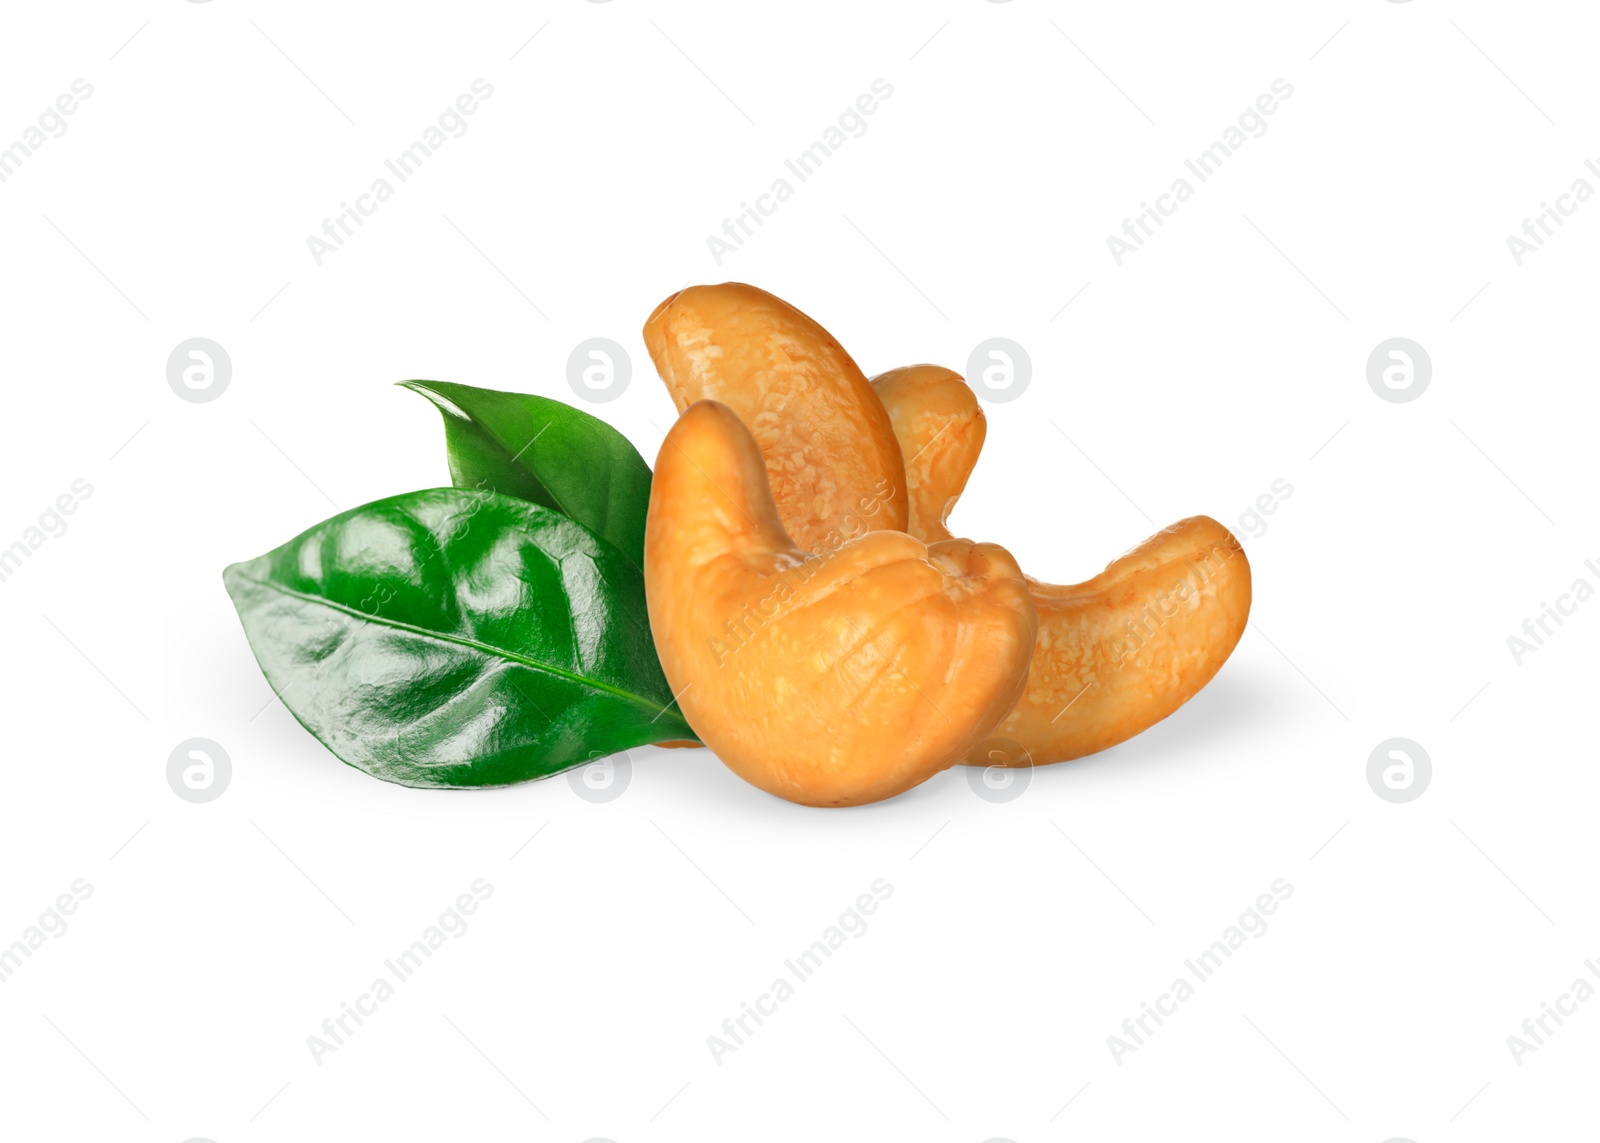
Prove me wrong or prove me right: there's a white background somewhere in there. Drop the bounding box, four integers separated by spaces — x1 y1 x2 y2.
2 1 1596 1140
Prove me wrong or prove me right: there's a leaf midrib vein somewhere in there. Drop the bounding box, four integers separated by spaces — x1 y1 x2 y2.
235 572 678 721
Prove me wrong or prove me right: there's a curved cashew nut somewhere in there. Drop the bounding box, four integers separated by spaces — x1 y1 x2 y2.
872 368 1252 766
870 365 987 544
644 400 1037 806
644 283 908 553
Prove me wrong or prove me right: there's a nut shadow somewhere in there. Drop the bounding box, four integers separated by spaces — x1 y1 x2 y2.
1033 664 1286 783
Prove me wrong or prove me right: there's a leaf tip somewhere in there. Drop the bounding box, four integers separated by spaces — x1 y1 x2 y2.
398 379 469 422
221 560 251 608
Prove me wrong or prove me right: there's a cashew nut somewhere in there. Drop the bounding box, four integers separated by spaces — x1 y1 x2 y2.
643 283 908 552
873 368 1252 766
644 400 1037 806
870 365 987 544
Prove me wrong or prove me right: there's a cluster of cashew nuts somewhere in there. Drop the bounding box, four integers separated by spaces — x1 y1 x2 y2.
642 283 1252 807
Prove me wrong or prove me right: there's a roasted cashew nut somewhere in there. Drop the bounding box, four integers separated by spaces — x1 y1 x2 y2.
871 365 987 544
871 368 1252 766
644 400 1037 806
644 283 908 552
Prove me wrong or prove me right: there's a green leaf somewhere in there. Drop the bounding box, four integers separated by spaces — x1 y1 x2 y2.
399 379 652 568
224 488 695 788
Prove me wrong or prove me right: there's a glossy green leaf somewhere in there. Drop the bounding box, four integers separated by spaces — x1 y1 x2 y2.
224 488 695 788
400 379 652 568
